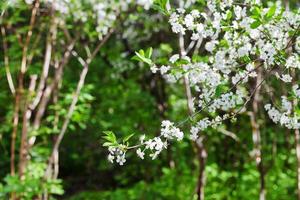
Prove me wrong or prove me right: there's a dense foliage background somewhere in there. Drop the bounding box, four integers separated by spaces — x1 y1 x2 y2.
0 0 300 199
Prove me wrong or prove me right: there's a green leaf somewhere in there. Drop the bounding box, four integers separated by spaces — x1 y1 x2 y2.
174 58 189 66
215 84 229 98
145 47 153 58
265 5 276 20
251 6 262 20
123 133 134 143
219 39 229 48
153 0 170 15
250 20 261 29
252 7 261 17
103 142 113 147
103 131 117 143
226 10 232 20
160 43 172 53
138 49 145 56
131 55 142 61
132 49 153 65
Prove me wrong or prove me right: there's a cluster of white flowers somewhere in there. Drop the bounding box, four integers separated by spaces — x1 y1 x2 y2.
169 9 186 35
231 66 257 85
139 120 183 160
208 91 245 112
190 114 230 141
144 137 167 159
11 0 155 40
161 1 300 140
169 7 219 41
265 101 300 130
93 1 119 37
22 0 71 13
259 43 277 64
160 120 184 141
25 0 33 4
46 0 70 14
276 73 292 83
286 54 300 69
91 0 154 38
104 0 300 164
169 54 180 63
107 146 126 165
108 120 183 165
137 0 153 10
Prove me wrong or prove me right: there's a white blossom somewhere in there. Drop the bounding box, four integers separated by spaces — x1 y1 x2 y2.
161 120 184 141
205 41 217 52
169 54 180 63
137 0 153 10
190 126 199 141
25 0 34 4
184 14 194 29
116 153 126 165
293 85 300 98
150 65 158 73
136 148 145 159
280 74 292 83
160 65 171 75
108 154 114 163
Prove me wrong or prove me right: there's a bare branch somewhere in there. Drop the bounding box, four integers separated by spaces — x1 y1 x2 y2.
1 26 15 95
30 13 57 110
45 28 114 177
217 128 240 142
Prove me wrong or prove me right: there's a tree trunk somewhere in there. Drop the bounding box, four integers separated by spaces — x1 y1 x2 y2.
249 67 266 200
179 33 207 200
18 75 37 177
293 69 300 200
184 75 207 200
195 137 207 200
295 129 300 200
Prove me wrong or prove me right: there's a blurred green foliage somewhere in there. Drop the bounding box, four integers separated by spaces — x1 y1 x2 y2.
67 156 297 200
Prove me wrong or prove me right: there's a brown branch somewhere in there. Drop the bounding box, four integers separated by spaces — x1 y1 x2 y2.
20 0 40 74
292 68 300 200
179 33 206 200
10 93 19 177
18 75 37 177
295 128 300 200
217 128 240 142
28 38 78 147
9 0 40 183
30 9 57 111
15 0 40 180
27 24 44 66
248 66 266 200
1 26 15 95
45 28 114 178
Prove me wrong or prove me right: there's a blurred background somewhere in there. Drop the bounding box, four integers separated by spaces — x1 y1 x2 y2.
0 0 300 199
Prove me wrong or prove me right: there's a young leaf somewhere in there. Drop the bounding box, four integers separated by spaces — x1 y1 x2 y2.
265 5 276 20
103 142 113 147
252 7 261 17
153 0 170 15
226 10 232 20
132 50 153 65
145 47 153 58
250 20 261 29
123 133 134 143
103 131 117 144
